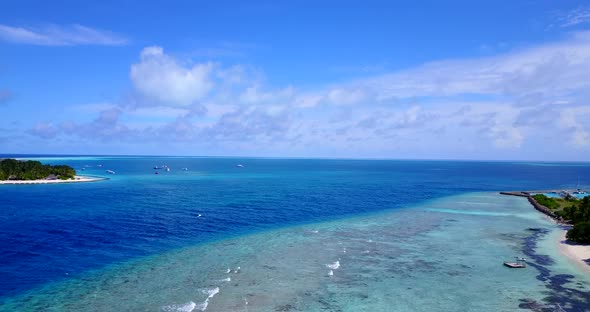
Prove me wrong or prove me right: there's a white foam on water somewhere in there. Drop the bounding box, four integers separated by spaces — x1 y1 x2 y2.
202 287 220 298
197 214 202 217
342 247 347 253
225 268 231 274
232 266 241 273
218 277 231 282
193 287 220 311
194 301 208 311
326 261 340 270
328 270 334 276
161 301 196 312
311 230 319 233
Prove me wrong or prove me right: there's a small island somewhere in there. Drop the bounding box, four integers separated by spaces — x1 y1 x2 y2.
0 158 105 184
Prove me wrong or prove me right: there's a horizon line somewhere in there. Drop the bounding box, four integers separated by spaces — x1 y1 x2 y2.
1 153 589 163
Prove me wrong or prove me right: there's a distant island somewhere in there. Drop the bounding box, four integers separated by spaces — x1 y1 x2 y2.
0 158 76 180
0 158 105 184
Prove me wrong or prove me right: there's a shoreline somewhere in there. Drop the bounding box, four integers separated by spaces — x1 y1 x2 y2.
556 229 590 274
500 191 569 224
501 191 590 274
0 175 107 185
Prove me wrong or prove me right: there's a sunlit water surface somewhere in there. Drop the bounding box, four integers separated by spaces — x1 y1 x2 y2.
1 157 589 311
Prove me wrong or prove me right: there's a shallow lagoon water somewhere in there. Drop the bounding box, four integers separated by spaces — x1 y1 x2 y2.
1 157 590 311
2 193 589 311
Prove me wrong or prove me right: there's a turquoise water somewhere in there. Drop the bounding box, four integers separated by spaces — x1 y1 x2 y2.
1 157 589 311
2 193 589 311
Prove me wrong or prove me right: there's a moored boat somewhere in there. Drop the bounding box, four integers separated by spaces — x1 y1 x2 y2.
504 262 526 268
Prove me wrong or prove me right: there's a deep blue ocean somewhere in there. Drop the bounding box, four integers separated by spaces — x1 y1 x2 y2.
1 156 589 310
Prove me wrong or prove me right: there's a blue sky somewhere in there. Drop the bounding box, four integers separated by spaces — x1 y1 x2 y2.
1 0 590 160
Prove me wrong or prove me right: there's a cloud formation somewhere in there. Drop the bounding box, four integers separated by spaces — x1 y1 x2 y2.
0 24 127 46
27 31 590 159
130 46 214 106
557 7 590 28
28 122 58 139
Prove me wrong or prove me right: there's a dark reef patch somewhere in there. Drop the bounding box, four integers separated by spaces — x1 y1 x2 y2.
518 228 590 311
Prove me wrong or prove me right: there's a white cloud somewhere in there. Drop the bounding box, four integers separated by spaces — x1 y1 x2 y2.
28 122 58 139
559 107 590 147
327 88 366 105
294 94 323 108
137 30 590 154
0 24 126 46
282 31 589 111
130 46 215 106
239 85 294 104
489 126 524 149
557 7 590 28
130 107 191 119
29 31 590 159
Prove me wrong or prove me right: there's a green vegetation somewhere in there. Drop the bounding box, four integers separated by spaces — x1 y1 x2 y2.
533 194 590 244
0 159 76 181
532 194 590 243
531 194 578 212
566 221 590 244
563 196 590 244
532 194 561 210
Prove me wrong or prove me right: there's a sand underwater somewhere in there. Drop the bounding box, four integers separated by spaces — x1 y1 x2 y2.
2 192 589 312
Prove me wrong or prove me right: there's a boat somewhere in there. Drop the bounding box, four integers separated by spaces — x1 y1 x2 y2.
504 262 526 268
106 170 115 174
166 167 170 172
236 164 244 168
504 257 526 268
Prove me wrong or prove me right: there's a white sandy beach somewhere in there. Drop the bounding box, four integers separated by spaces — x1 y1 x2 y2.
558 230 590 274
0 176 106 185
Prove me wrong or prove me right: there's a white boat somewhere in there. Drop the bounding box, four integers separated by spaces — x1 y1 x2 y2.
236 164 244 168
504 261 526 268
166 167 170 172
106 170 115 174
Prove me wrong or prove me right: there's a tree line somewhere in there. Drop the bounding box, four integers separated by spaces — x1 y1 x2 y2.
533 194 590 244
0 159 76 180
563 196 590 244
